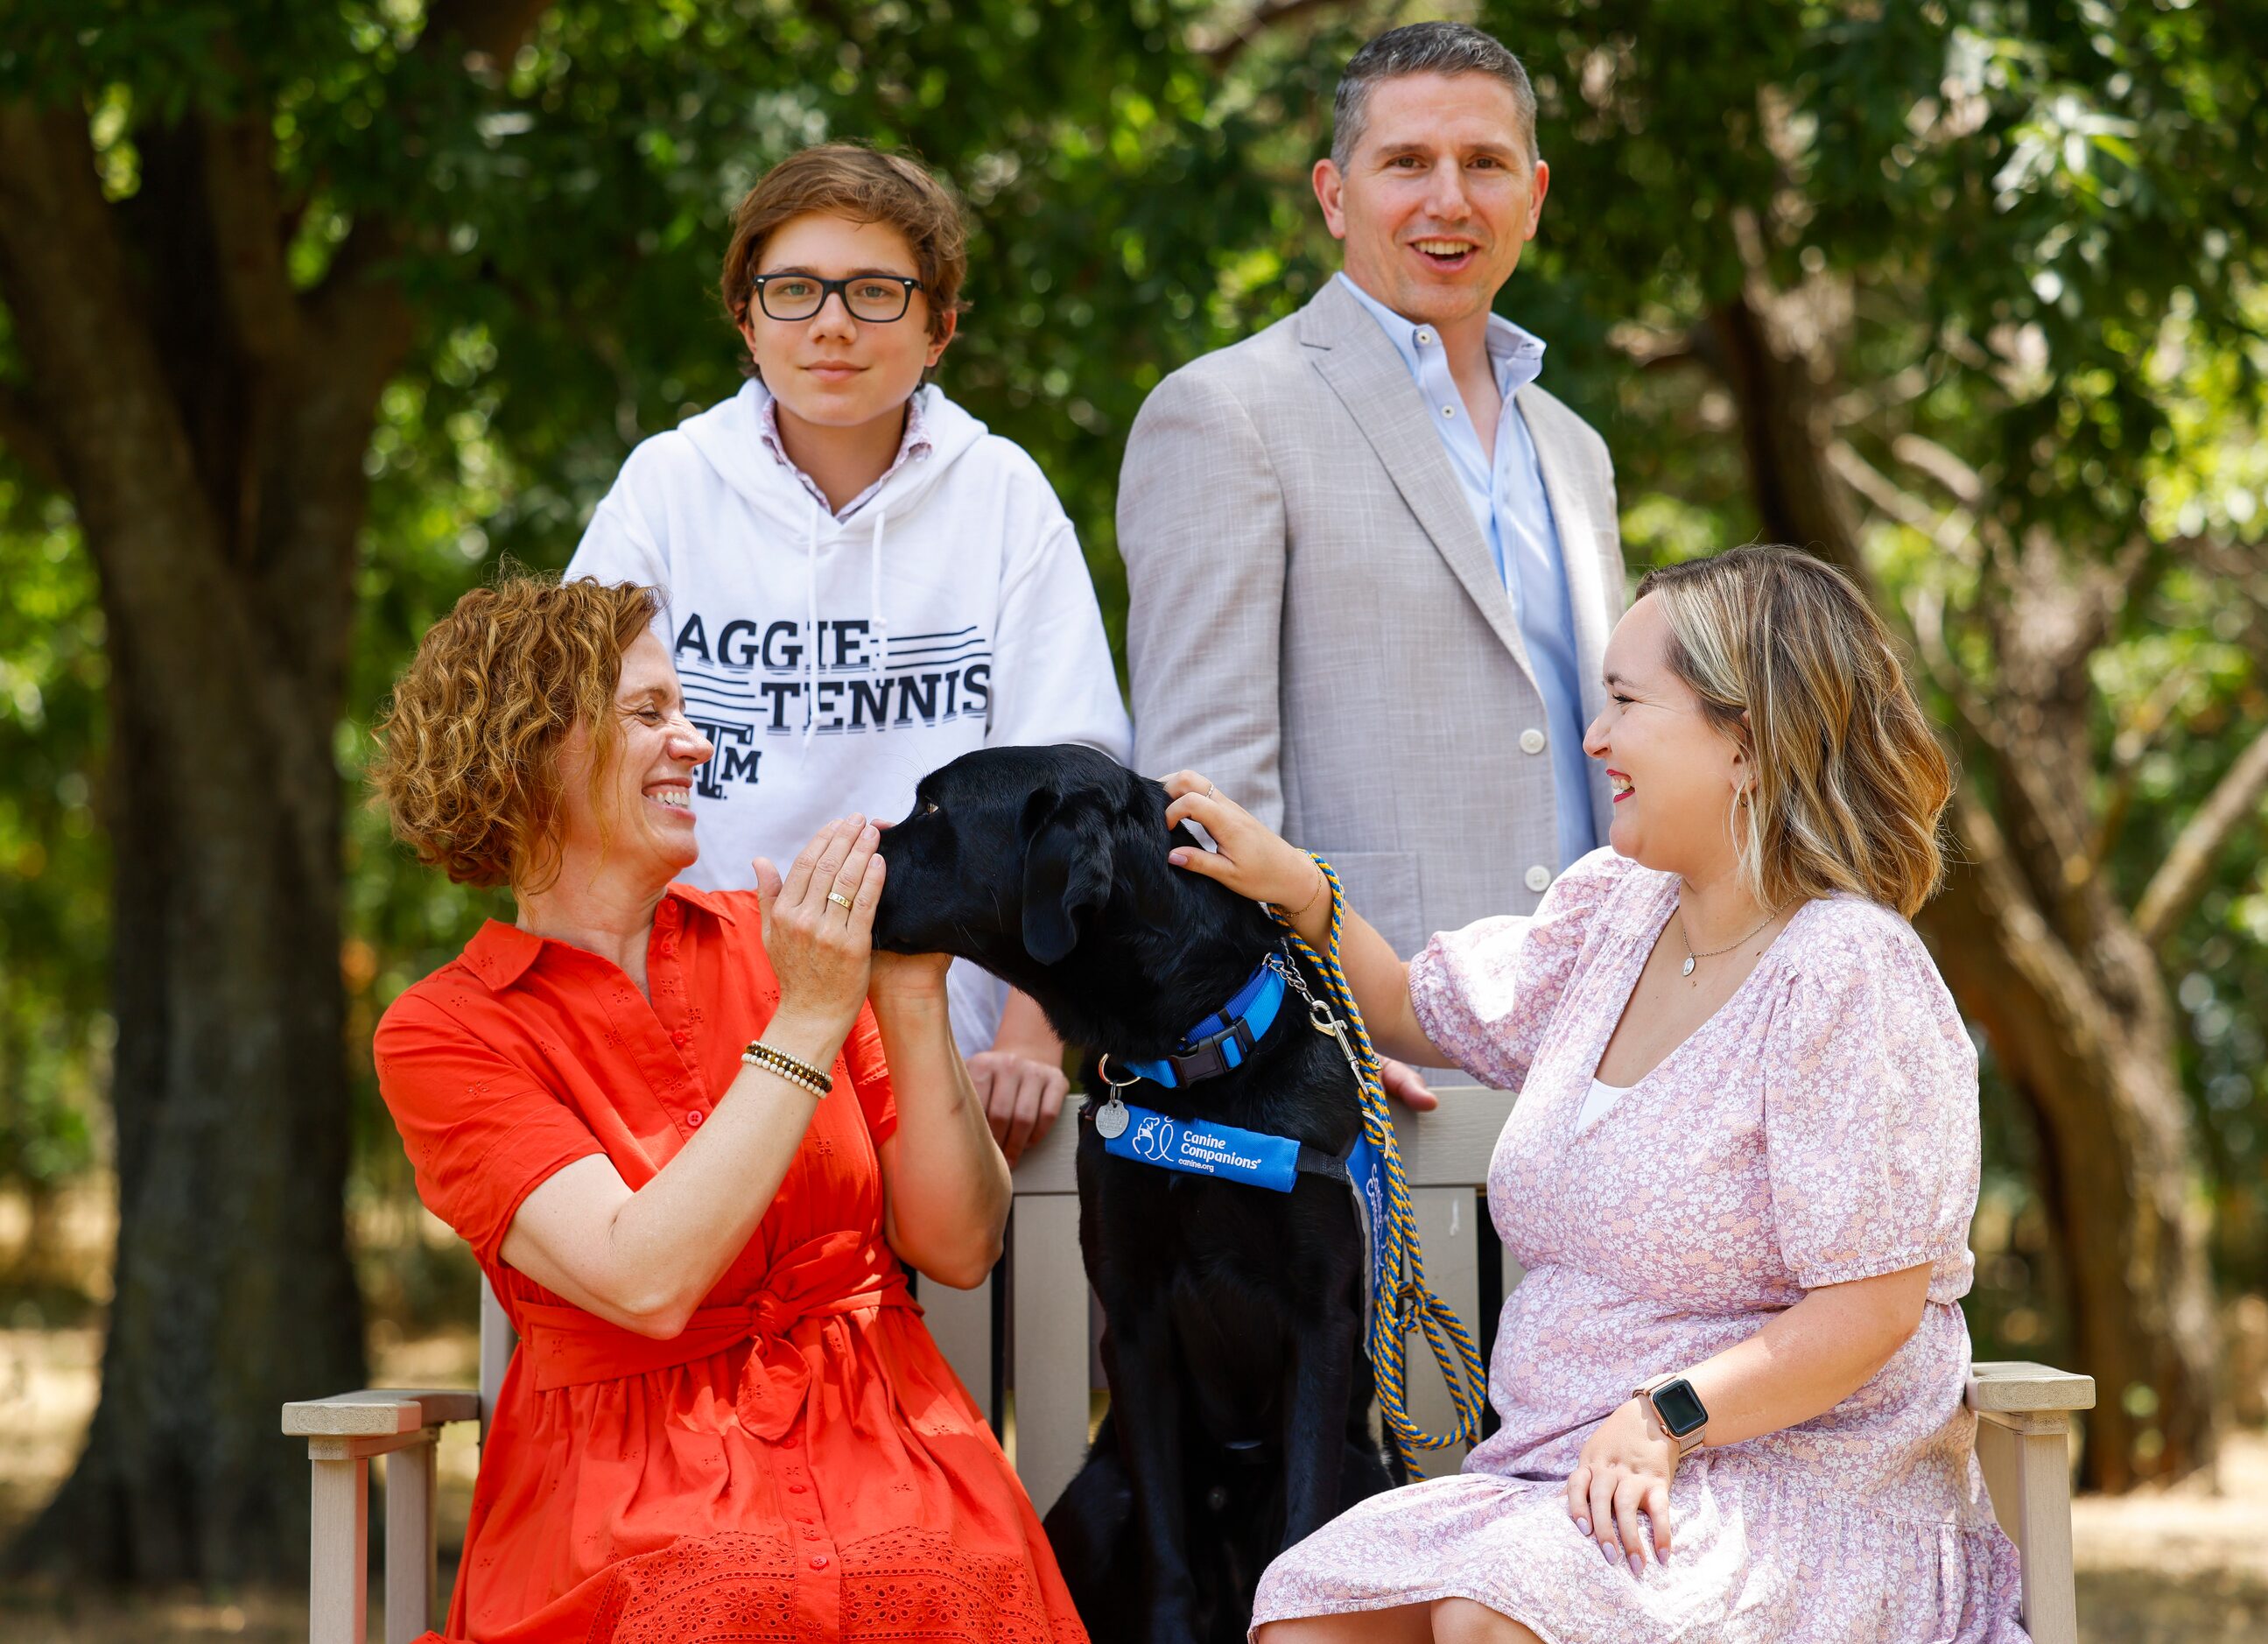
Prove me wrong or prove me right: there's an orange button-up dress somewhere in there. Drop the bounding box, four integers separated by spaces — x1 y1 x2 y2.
373 883 1085 1644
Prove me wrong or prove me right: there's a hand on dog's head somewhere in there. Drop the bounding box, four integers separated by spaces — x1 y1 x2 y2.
872 746 1279 1050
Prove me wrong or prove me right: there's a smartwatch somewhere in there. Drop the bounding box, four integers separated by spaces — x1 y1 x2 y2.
1635 1373 1709 1458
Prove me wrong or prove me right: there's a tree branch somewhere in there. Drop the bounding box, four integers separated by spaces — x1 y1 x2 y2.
200 112 302 366
305 0 559 396
0 102 214 557
421 0 560 65
1204 0 1358 70
1888 431 1983 509
2132 721 2268 947
1827 437 1976 560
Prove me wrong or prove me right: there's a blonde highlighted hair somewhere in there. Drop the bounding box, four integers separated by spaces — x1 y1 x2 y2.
1636 546 1952 917
370 574 660 893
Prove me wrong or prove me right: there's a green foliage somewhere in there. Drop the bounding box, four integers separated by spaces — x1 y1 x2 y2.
0 486 108 1199
2 1 2265 1351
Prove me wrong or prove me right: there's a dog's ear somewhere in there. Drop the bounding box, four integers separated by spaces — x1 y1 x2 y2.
1020 787 1113 965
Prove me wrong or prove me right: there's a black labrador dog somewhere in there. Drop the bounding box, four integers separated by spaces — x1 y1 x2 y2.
871 744 1398 1644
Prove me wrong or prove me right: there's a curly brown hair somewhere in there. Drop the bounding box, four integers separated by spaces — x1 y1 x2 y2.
371 575 660 893
720 143 967 355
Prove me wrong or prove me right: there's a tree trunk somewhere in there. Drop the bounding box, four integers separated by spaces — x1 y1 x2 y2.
0 101 372 1582
0 0 556 1576
1925 804 2218 1486
1705 288 2220 1486
18 544 369 1578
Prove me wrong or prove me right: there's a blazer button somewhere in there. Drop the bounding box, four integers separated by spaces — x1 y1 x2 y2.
1520 727 1547 755
1526 865 1553 894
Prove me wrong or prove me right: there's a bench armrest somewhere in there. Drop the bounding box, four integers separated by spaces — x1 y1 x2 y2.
287 1390 478 1644
1965 1361 2088 1644
1965 1360 2096 1416
284 1388 482 1444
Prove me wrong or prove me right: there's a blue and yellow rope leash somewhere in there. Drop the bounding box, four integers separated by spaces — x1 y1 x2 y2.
1271 854 1491 1467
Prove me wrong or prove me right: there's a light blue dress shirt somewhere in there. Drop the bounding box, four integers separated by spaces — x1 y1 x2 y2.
1338 273 1597 871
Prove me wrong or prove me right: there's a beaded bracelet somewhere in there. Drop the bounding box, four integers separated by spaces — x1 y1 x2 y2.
741 1040 832 1099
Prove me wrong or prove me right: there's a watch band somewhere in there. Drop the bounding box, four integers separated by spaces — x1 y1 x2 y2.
1634 1373 1709 1458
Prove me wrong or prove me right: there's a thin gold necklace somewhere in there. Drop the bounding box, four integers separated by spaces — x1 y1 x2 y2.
1675 904 1783 978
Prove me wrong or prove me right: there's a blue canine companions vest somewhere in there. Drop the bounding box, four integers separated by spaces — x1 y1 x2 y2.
1088 949 1391 1336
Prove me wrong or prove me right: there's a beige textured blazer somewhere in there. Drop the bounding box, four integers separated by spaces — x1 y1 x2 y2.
1119 276 1626 965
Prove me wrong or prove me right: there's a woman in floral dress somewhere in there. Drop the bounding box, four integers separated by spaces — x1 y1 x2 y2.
1161 545 2027 1644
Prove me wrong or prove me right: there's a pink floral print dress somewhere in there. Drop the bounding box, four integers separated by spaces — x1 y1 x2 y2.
1251 849 2028 1643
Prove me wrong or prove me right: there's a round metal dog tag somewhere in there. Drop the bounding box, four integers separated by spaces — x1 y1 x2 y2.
1093 1097 1130 1140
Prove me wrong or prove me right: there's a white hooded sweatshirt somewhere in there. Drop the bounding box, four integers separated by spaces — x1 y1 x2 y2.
566 379 1132 1054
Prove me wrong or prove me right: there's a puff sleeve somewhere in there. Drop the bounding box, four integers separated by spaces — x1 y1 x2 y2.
1407 847 1634 1090
1761 904 1981 1296
373 993 605 1271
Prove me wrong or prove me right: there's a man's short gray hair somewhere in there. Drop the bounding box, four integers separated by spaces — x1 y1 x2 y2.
1330 21 1537 171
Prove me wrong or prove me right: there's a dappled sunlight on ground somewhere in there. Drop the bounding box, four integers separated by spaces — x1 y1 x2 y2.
0 1324 2263 1640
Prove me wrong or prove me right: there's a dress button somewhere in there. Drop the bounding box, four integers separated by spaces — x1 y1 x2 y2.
670 1028 690 1046
1526 865 1553 894
810 1555 829 1571
1442 404 1456 418
685 1109 703 1128
788 1483 808 1494
1520 727 1547 755
1416 329 1433 344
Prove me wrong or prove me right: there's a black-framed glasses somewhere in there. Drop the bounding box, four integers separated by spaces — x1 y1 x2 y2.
751 273 924 324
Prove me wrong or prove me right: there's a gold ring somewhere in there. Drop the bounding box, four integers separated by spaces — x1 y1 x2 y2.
828 891 854 910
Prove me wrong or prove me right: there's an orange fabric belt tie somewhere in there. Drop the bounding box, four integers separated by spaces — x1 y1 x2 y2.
515 1231 917 1439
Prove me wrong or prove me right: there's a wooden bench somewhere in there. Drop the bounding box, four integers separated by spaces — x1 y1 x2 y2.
284 1086 2092 1643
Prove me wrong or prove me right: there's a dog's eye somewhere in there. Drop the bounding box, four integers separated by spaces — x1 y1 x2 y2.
923 801 940 816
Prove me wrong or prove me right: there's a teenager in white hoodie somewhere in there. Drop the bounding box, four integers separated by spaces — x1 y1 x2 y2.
567 145 1130 1161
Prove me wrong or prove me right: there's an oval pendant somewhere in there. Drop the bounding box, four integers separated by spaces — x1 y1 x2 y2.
1093 1097 1130 1140
1681 956 1696 977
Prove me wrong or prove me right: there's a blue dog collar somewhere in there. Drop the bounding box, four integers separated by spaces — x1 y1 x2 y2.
1116 952 1289 1089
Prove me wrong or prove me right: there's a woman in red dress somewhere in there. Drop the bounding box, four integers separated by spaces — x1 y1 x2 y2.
369 574 1084 1643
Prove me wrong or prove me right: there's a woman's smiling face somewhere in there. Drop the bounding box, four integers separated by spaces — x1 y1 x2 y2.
1582 594 1750 880
554 629 713 885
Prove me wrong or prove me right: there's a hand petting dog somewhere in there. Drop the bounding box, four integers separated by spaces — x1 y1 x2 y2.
1160 771 1441 1111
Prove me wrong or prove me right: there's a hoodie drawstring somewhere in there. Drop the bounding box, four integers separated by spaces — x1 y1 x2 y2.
869 506 890 688
803 499 820 747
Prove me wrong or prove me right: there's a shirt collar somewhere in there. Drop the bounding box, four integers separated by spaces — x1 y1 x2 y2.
757 386 932 522
461 882 736 993
1334 270 1548 398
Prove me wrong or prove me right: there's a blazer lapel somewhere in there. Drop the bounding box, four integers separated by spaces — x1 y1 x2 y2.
1300 283 1535 683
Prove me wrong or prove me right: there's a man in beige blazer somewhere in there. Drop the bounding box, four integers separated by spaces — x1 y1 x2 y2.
1120 24 1623 1080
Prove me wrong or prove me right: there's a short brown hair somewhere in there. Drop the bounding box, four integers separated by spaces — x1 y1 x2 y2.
371 574 659 893
1635 546 1954 918
720 144 967 347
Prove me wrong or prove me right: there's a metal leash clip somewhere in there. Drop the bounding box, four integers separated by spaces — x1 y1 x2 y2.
1274 947 1366 1080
